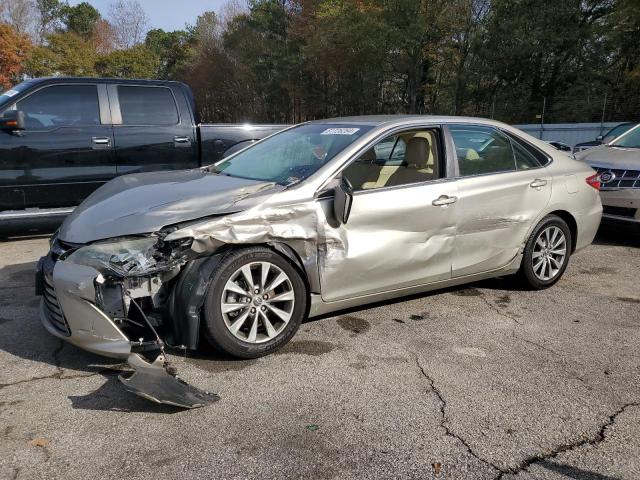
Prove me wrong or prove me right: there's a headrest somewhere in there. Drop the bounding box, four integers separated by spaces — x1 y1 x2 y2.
359 148 376 163
405 137 430 169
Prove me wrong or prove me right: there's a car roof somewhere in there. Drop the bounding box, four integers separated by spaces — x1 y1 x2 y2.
308 114 506 128
27 76 186 87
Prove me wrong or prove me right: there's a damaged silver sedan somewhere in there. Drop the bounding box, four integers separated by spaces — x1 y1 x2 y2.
36 116 602 407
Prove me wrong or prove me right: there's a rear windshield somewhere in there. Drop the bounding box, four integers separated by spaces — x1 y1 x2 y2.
210 123 373 185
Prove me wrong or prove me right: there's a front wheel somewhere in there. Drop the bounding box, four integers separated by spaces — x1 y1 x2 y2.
518 215 572 289
202 247 307 359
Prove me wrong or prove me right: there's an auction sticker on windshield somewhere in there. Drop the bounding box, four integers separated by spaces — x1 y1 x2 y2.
321 128 360 135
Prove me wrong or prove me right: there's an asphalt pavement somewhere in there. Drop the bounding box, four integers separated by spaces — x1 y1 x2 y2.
1 222 639 480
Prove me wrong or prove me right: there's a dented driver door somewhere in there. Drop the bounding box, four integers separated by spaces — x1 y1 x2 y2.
318 180 459 302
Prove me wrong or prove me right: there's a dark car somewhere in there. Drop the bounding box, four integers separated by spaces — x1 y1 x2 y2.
573 122 636 153
0 77 286 232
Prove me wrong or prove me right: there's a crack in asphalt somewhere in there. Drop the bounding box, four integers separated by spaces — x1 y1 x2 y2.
477 291 523 325
413 351 639 479
413 353 502 475
477 289 566 357
495 402 640 479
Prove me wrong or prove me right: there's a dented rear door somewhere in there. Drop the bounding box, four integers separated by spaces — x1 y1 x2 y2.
451 168 552 277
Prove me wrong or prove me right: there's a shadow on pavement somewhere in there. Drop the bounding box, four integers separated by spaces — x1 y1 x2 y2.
593 220 640 247
538 460 622 480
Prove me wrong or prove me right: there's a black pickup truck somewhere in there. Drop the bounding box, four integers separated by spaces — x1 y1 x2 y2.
0 77 285 232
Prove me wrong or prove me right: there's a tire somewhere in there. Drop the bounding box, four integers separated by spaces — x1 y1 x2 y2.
518 214 572 290
201 246 307 359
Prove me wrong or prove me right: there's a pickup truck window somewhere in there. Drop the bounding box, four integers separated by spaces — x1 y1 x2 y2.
118 86 179 126
16 85 100 130
211 123 373 185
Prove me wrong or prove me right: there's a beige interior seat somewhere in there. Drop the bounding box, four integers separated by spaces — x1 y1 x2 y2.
343 149 381 190
386 136 437 187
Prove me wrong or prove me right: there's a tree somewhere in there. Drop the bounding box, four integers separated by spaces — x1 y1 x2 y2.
35 0 65 43
109 0 149 49
0 23 33 89
92 19 117 54
26 32 96 76
63 1 101 39
1 0 36 37
145 28 193 78
95 44 158 78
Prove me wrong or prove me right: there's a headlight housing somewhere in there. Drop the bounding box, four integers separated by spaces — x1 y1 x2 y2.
66 236 186 277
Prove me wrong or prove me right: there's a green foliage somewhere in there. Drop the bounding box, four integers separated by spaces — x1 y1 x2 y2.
7 0 640 123
145 28 194 79
62 1 101 39
95 45 159 78
25 32 96 77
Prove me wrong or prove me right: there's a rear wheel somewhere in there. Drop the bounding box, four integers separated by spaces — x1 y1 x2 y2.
202 247 307 358
518 215 572 289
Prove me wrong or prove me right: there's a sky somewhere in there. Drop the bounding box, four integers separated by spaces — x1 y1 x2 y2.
68 0 230 32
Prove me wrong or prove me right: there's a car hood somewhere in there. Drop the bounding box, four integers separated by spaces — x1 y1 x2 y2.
58 169 283 244
575 145 640 170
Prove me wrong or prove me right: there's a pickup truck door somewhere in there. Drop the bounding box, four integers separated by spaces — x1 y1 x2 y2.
0 84 116 210
110 85 198 175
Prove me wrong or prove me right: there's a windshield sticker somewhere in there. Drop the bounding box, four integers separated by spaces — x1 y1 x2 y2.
1 89 19 98
321 128 360 135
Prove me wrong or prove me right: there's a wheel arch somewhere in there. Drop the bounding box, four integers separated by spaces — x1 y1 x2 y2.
168 243 314 350
547 209 578 254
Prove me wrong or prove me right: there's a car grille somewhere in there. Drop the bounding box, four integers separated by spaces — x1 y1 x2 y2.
41 237 81 337
593 166 640 190
42 273 71 336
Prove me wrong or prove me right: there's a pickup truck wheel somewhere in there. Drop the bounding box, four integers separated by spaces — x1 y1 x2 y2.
518 215 572 290
202 247 307 359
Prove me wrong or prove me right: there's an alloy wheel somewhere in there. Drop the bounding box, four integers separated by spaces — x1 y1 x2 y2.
532 226 567 281
220 261 295 343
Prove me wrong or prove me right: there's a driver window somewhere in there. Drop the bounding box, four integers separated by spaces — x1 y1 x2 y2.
15 85 100 130
343 129 442 191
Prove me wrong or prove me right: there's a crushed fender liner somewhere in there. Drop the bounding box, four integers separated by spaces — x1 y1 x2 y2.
120 353 219 408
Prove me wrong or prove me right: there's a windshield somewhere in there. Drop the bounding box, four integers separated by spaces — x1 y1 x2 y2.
0 80 33 111
603 123 635 143
210 123 373 185
611 125 640 148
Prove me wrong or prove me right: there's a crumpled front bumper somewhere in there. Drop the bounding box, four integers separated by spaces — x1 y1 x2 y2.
36 253 218 408
38 255 132 359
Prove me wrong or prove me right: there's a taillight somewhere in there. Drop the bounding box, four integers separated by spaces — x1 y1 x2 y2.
586 173 600 190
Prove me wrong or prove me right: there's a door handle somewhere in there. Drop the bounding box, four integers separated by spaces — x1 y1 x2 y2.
91 137 111 149
432 195 458 206
174 136 191 144
530 179 548 188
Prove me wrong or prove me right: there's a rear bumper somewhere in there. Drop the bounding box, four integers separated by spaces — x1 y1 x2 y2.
38 256 131 359
599 189 640 223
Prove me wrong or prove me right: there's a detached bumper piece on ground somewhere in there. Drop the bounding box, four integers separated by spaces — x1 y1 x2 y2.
120 353 218 409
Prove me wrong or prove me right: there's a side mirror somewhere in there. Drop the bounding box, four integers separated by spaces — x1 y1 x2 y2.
333 177 353 225
596 135 603 142
0 110 25 131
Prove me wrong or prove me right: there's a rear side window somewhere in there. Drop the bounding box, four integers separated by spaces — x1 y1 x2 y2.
450 125 548 176
117 86 179 126
16 85 100 129
450 126 515 176
504 131 550 167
